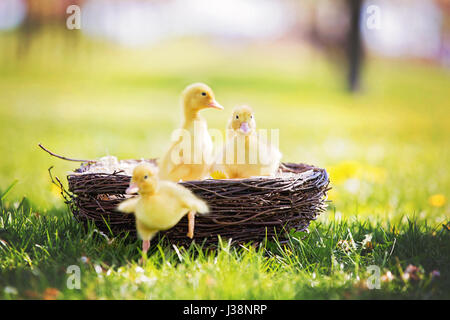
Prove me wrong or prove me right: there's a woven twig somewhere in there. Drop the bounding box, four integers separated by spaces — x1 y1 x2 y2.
65 160 330 246
39 144 329 245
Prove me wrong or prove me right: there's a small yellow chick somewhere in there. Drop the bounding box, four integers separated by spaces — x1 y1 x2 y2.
117 163 209 254
159 83 223 182
214 105 282 179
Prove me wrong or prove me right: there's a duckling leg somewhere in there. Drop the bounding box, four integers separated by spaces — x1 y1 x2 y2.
138 240 151 265
142 240 150 254
187 211 195 239
137 220 154 255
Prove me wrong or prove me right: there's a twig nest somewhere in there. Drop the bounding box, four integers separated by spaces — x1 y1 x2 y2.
64 160 329 245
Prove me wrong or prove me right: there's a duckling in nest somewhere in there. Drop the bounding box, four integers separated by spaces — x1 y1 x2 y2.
159 83 223 182
213 105 282 179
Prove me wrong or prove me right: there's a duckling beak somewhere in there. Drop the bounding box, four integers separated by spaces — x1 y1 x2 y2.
207 100 224 110
126 183 139 195
239 122 251 134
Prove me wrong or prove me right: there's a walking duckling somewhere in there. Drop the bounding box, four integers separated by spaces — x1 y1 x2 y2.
117 163 209 254
159 83 223 182
214 105 282 179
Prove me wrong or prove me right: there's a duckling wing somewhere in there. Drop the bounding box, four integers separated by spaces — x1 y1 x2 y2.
160 137 201 181
159 138 183 180
159 181 209 214
160 122 213 181
117 197 139 214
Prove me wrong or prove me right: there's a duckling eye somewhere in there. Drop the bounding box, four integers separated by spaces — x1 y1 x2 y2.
201 92 206 96
235 115 239 119
250 115 253 119
144 175 148 180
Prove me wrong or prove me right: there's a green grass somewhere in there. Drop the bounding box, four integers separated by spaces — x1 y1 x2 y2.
0 29 449 299
1 199 448 299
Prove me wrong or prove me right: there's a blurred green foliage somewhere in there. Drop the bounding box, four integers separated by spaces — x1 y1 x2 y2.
0 28 449 299
0 29 449 224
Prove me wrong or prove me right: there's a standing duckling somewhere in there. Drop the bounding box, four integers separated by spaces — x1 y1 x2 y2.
159 83 223 181
214 105 282 179
117 163 209 254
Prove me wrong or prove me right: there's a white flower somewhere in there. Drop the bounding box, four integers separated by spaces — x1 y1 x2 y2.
4 286 18 295
135 266 144 273
344 178 360 194
381 271 394 282
135 275 157 285
361 233 373 249
94 265 103 274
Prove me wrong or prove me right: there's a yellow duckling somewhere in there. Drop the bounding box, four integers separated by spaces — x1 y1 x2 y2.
214 105 282 179
159 83 223 182
117 163 209 254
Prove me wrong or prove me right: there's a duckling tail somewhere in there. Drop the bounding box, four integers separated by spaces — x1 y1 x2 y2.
189 198 209 215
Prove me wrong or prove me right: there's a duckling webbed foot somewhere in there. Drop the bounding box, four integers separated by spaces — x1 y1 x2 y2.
187 211 195 239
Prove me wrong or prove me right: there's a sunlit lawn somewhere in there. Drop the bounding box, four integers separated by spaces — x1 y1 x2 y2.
0 31 449 299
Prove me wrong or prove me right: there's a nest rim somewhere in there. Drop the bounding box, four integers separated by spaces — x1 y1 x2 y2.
56 159 329 246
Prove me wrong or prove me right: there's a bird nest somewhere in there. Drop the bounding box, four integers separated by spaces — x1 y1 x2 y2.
42 146 330 246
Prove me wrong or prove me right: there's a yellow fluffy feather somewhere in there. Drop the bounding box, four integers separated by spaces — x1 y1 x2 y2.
159 83 223 182
117 163 209 254
213 105 282 179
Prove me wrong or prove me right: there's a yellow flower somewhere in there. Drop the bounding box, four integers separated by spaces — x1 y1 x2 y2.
429 194 446 208
390 226 399 236
328 161 361 184
328 161 387 185
327 188 338 201
210 170 228 180
50 183 61 198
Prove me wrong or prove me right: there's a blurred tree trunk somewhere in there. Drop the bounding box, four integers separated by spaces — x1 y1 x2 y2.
17 0 41 58
347 0 363 92
16 0 85 62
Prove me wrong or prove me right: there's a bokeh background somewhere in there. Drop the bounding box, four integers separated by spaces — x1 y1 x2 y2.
0 0 449 226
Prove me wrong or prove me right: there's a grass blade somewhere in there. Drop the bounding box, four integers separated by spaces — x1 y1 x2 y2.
1 180 19 202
